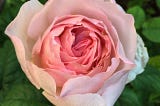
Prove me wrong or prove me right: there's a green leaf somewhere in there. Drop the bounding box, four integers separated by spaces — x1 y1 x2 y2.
0 41 25 88
127 6 145 29
39 0 47 4
156 0 160 8
149 56 160 70
0 0 26 45
142 17 160 43
149 93 160 104
0 41 52 106
131 65 160 105
1 83 52 106
127 0 146 7
0 41 26 102
115 87 142 106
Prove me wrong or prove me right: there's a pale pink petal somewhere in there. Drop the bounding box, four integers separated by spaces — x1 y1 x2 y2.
98 70 129 106
60 58 120 96
94 2 137 61
26 62 56 96
28 0 136 61
28 0 114 40
5 0 43 59
43 92 106 106
27 0 52 40
60 74 104 97
5 0 43 88
101 18 136 73
104 0 116 3
46 68 77 87
4 36 39 88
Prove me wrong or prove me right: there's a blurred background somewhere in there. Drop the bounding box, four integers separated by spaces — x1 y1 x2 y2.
0 0 160 106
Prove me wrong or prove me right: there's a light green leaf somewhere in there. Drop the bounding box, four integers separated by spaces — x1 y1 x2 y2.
127 6 145 29
142 17 160 43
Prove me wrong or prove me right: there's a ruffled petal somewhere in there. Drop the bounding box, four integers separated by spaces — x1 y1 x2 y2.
60 58 120 96
43 92 106 106
98 70 128 106
127 35 149 83
94 2 137 61
26 62 56 96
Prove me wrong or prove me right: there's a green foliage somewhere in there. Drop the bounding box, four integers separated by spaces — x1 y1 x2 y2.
116 64 160 106
142 17 160 43
115 88 141 106
127 0 147 7
149 56 160 70
0 0 25 45
0 41 52 106
127 6 146 29
156 0 160 8
1 84 51 106
0 41 25 103
131 65 160 106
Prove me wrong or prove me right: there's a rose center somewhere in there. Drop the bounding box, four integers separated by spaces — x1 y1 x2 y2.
71 28 93 57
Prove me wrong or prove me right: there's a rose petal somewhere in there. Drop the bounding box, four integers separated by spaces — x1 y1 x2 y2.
28 0 136 62
43 92 106 106
5 0 43 59
4 36 39 88
5 0 43 88
98 70 129 106
104 0 116 3
27 62 56 96
126 35 149 83
94 2 137 61
46 68 76 87
60 58 120 97
28 0 117 41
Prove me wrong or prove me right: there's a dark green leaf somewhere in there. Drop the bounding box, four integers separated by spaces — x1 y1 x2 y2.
0 83 52 106
149 56 160 70
0 41 26 102
156 0 160 8
115 88 142 106
0 41 26 88
127 0 146 7
0 41 52 106
142 17 160 43
131 65 160 105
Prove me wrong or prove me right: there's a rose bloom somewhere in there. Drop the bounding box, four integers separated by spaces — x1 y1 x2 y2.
5 0 148 106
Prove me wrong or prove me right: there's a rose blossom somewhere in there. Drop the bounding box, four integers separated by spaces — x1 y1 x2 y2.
5 0 148 106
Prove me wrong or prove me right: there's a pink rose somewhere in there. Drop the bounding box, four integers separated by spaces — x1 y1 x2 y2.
5 0 138 106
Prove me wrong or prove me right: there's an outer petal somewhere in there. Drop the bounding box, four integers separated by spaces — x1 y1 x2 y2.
5 0 43 88
43 92 106 106
104 0 116 3
98 70 128 106
126 35 149 83
28 0 109 39
60 58 120 97
26 62 56 96
94 2 137 61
